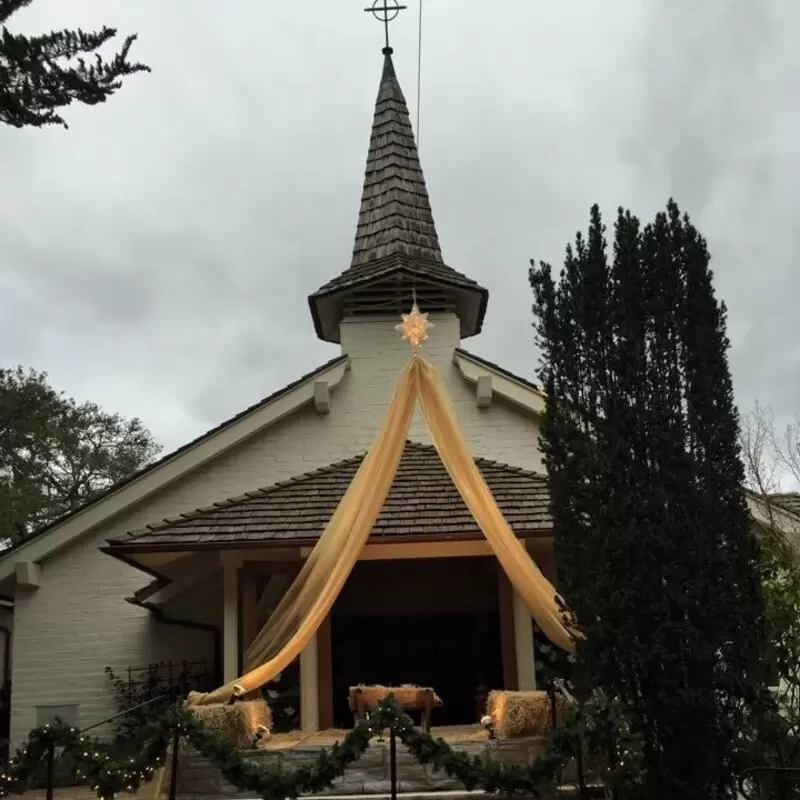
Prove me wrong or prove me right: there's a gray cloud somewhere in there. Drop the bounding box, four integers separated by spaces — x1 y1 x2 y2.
0 0 797 472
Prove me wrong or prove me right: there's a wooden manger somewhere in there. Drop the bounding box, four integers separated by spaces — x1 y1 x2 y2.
348 685 443 732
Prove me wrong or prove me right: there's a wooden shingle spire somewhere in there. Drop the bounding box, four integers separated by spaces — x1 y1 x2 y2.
308 51 488 344
350 50 442 267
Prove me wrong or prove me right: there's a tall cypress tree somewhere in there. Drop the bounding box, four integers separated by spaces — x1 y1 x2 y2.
530 201 766 799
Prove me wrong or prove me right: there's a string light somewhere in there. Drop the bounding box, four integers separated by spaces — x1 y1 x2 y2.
0 697 596 800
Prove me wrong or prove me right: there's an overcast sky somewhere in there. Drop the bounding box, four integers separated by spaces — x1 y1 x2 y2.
1 1 798 470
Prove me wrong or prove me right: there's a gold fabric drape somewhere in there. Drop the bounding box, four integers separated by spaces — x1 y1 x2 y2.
188 359 418 705
187 356 574 707
415 357 576 652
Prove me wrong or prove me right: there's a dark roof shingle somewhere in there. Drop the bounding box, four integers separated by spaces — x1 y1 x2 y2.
108 442 551 549
350 52 442 268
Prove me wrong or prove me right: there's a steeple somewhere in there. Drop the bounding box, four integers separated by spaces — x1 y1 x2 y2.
308 50 487 344
350 50 442 268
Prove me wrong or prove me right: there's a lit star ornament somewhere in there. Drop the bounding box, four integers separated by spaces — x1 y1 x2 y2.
395 301 434 350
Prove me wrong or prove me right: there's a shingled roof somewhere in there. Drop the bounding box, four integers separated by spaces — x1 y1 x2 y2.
308 50 487 343
107 441 551 550
348 54 446 269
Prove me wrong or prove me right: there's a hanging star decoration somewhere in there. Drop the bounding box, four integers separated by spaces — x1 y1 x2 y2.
396 301 434 351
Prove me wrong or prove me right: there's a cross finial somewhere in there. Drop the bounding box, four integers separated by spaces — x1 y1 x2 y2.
364 0 408 54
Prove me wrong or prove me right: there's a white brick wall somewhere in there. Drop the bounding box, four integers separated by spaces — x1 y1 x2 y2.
10 311 543 744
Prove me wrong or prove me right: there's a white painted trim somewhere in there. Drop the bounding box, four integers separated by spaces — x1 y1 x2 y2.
513 590 537 691
222 563 239 683
453 351 545 416
298 540 495 561
214 540 538 566
0 357 350 582
300 634 320 732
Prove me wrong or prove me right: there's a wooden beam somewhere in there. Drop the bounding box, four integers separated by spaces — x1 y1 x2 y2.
317 614 334 730
497 563 518 691
359 540 493 561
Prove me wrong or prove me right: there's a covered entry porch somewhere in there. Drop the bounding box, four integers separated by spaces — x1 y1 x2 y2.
231 538 556 731
104 441 561 732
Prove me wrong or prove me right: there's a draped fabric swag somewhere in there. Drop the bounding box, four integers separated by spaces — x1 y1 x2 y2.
187 355 575 707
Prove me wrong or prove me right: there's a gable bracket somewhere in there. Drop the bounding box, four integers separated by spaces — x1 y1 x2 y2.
453 351 545 417
15 561 41 589
476 375 493 409
314 381 331 415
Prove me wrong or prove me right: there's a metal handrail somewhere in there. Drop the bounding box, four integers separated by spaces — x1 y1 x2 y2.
79 692 172 734
42 693 174 800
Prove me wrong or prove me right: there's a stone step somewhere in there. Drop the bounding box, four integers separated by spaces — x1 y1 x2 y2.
306 792 486 800
230 787 608 800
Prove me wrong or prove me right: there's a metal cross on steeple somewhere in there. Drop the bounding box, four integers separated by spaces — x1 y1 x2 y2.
364 0 408 54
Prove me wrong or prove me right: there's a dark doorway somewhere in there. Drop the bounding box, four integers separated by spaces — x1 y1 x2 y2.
331 610 503 728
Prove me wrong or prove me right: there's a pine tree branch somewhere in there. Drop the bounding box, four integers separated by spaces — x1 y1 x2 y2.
0 4 150 128
0 1 31 27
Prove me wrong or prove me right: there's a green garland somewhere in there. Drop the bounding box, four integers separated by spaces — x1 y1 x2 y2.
0 697 638 800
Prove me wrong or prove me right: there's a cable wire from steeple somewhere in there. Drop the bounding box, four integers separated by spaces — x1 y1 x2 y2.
416 0 423 149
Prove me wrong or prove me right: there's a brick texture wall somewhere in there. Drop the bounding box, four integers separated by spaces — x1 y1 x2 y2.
10 312 543 744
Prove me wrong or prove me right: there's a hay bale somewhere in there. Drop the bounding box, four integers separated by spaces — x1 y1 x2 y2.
486 690 568 738
188 699 272 749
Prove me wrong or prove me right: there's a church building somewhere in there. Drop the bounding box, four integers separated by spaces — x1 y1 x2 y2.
3 43 785 746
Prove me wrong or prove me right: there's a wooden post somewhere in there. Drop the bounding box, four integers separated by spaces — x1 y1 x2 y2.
513 589 537 690
222 562 239 683
496 563 518 690
317 613 334 730
300 634 320 732
240 567 258 673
